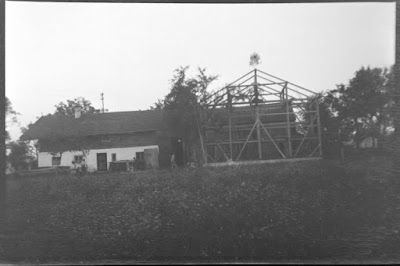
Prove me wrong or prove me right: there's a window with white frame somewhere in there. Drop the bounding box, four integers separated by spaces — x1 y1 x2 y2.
74 155 83 164
52 156 61 166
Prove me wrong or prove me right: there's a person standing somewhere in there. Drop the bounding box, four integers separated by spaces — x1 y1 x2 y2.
132 157 136 172
81 159 87 175
171 154 178 168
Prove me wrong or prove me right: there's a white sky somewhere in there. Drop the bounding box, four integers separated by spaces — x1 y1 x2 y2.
6 2 395 141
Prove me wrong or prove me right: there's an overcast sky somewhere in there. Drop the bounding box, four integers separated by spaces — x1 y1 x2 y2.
6 2 395 141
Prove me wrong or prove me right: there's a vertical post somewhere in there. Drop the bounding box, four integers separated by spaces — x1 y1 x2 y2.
256 109 262 160
227 89 233 161
316 101 323 157
100 92 105 113
285 84 292 158
194 104 207 164
254 68 259 105
255 69 262 160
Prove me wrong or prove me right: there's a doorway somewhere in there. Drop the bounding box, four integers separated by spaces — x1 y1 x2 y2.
171 137 184 166
97 153 108 171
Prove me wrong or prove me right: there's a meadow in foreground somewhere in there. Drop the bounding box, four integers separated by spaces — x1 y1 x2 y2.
1 157 400 263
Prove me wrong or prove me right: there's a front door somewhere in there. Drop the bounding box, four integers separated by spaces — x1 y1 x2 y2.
171 138 184 166
97 153 108 171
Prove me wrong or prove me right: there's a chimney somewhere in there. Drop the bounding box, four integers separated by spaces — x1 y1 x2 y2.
74 106 82 119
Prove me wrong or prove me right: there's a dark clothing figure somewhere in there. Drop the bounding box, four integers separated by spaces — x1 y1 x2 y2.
81 159 87 174
132 157 136 171
171 154 178 168
175 139 184 166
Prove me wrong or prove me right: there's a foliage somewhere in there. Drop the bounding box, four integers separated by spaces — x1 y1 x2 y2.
303 66 395 154
2 158 400 262
20 127 39 158
300 93 342 157
5 97 19 141
249 52 261 68
7 141 35 170
54 97 101 115
41 135 91 164
24 97 98 161
332 66 394 145
154 66 218 161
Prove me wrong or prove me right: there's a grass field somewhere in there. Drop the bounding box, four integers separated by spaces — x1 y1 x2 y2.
1 153 400 263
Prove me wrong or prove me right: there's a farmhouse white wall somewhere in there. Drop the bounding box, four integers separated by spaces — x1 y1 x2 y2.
38 145 159 171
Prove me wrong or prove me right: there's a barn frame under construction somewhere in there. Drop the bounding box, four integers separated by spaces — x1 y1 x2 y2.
197 68 322 165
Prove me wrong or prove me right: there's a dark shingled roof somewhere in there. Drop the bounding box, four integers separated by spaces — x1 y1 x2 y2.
20 103 296 141
20 109 165 141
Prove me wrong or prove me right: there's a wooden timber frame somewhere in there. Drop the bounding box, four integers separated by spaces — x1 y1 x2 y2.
198 68 322 165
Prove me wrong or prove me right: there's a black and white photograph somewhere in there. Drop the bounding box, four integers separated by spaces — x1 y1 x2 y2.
2 0 399 264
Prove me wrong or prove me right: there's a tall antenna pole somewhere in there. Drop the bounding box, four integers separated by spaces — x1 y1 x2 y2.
100 92 104 113
250 53 262 160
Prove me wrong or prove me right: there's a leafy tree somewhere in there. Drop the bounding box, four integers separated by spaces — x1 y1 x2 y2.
303 66 395 155
54 97 100 115
332 66 393 147
380 65 397 136
7 141 35 171
41 134 91 167
163 66 201 149
5 97 19 141
150 99 164 110
154 66 218 164
20 126 40 159
301 92 342 158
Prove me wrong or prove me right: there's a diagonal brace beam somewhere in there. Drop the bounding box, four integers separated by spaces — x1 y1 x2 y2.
293 113 318 157
236 121 258 161
259 121 286 159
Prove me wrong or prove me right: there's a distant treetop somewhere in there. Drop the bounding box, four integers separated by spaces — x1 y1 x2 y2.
54 97 100 115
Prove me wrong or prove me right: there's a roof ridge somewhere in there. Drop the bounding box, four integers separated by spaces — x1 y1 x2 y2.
44 109 163 117
102 109 162 113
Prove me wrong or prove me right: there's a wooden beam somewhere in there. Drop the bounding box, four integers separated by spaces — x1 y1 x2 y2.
217 143 229 161
205 137 320 146
259 121 286 159
205 122 318 131
286 86 310 98
206 140 259 145
205 69 254 102
193 105 208 164
205 97 315 107
257 69 317 95
316 102 323 157
286 86 292 157
225 69 255 87
293 113 318 157
207 153 217 163
256 111 262 159
236 121 258 160
308 144 321 158
226 82 285 88
227 92 233 161
258 84 284 94
254 69 262 160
